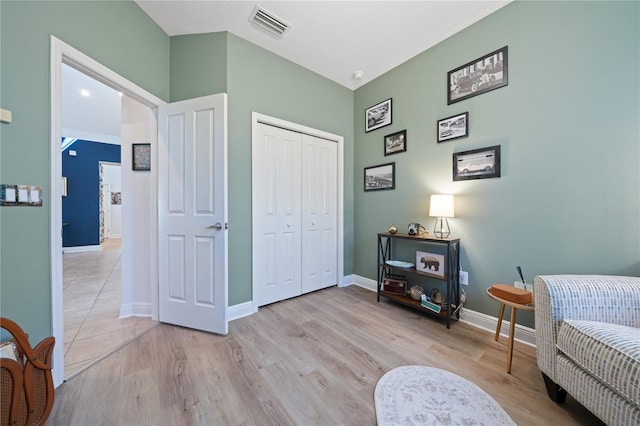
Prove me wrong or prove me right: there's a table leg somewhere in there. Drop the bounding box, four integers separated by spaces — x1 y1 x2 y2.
507 307 517 374
495 303 505 342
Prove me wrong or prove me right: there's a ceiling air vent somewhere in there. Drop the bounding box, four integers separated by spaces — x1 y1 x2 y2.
249 5 291 38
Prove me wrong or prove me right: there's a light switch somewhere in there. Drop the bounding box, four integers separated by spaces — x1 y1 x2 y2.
5 187 16 202
18 188 29 202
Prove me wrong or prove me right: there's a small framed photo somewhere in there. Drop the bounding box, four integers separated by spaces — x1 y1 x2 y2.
364 162 395 192
448 46 508 105
365 98 392 133
132 143 151 171
416 251 445 278
453 145 501 181
382 277 407 295
437 112 469 143
384 130 407 156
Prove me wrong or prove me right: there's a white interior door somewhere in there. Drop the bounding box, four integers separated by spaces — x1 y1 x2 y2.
158 93 228 334
253 123 302 306
301 135 338 293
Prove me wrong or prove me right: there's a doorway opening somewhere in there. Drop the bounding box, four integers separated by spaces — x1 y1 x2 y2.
51 36 163 386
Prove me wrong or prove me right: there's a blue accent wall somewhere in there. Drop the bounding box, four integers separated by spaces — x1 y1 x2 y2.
62 140 120 247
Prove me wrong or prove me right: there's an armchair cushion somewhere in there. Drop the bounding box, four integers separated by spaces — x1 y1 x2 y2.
557 319 640 409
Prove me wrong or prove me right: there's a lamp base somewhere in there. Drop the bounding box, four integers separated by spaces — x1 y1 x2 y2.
433 218 450 238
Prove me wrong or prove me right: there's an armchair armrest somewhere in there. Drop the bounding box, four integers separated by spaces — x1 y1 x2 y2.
534 274 640 380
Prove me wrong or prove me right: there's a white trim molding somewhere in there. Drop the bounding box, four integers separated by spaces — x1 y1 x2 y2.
348 274 536 346
227 301 257 322
119 303 152 318
62 245 102 254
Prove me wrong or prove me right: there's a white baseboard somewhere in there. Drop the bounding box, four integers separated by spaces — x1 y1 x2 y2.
348 274 536 347
227 300 257 321
459 306 536 347
119 303 152 318
63 244 101 253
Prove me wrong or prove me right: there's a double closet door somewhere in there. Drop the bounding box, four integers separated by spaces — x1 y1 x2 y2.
254 122 338 306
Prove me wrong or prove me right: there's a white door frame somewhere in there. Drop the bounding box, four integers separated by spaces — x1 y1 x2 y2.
50 36 164 387
251 112 345 312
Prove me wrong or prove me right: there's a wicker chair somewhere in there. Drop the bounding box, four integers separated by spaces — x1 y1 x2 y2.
1 317 55 426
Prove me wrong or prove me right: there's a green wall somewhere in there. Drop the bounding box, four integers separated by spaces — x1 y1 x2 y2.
353 1 640 328
170 33 228 102
0 1 170 342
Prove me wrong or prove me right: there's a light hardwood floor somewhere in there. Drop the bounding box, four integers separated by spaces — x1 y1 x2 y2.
63 238 156 378
49 285 603 425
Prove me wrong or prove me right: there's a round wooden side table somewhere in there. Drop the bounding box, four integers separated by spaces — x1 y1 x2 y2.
486 285 534 374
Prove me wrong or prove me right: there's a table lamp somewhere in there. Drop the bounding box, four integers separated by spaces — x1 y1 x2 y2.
429 194 454 238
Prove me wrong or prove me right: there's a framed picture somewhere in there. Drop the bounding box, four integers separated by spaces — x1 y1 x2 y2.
447 46 508 105
365 98 392 132
416 251 445 278
132 143 151 171
453 145 501 181
384 130 407 156
382 277 407 295
437 112 469 143
364 162 395 191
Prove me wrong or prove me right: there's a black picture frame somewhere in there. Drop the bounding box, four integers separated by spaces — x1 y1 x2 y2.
365 98 392 132
437 112 469 143
364 162 395 191
132 143 151 171
453 145 501 181
447 46 508 105
384 129 407 156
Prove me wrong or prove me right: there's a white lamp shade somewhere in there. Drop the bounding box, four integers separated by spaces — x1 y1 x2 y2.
429 194 454 218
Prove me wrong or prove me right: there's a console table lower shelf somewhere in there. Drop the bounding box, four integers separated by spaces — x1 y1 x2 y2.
378 290 459 322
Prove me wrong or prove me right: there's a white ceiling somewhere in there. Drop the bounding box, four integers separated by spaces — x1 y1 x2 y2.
135 0 511 90
62 1 512 143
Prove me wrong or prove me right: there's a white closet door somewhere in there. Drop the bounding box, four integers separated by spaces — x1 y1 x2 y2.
301 135 338 293
254 123 302 306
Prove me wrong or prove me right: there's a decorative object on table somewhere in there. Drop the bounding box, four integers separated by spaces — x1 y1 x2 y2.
384 129 406 156
408 285 424 301
386 260 414 269
407 222 426 236
447 46 508 105
453 145 501 181
420 294 442 313
430 288 445 305
132 143 151 171
387 224 397 234
437 112 469 143
364 162 395 191
416 250 446 278
382 277 407 295
429 194 454 238
374 365 516 426
365 98 392 133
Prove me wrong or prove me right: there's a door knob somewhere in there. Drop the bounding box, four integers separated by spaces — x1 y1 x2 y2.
206 223 223 230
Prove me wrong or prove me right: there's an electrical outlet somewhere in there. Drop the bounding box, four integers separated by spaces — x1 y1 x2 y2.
459 270 468 285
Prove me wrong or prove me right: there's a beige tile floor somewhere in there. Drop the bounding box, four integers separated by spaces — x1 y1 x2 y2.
63 238 156 378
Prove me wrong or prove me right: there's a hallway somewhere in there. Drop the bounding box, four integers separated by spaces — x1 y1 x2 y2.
63 238 156 378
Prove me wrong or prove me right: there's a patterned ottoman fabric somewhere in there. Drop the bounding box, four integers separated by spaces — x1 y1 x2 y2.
557 319 640 409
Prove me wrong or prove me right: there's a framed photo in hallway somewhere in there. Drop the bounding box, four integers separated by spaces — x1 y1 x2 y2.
132 143 151 171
